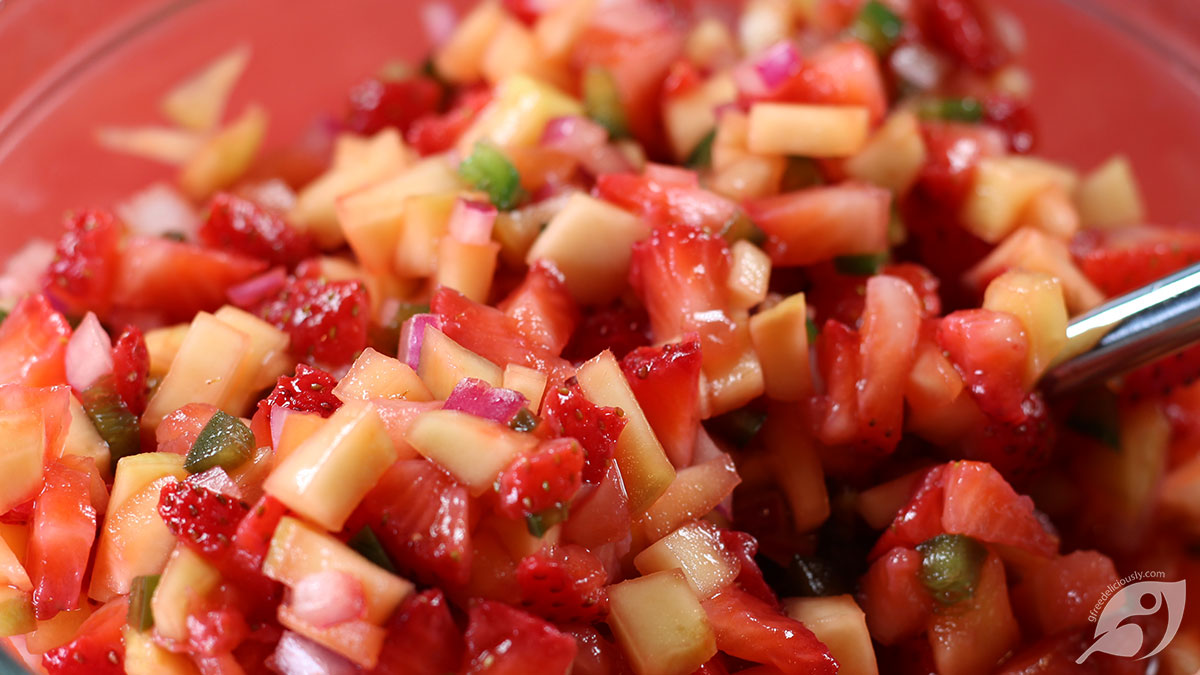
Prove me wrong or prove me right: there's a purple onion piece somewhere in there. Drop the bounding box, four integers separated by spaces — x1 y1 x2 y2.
443 377 528 424
398 313 444 371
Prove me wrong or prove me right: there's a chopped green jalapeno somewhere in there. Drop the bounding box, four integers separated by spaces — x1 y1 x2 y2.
852 1 904 55
834 252 890 276
916 534 989 605
127 575 160 631
81 376 140 463
185 410 255 475
459 142 525 210
348 526 398 573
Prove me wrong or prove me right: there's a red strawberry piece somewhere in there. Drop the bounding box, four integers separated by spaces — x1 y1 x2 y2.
718 529 778 607
940 460 1060 558
260 364 343 421
804 263 868 327
919 0 1010 72
187 607 250 656
256 276 370 368
156 402 220 456
542 381 626 484
158 481 250 559
914 121 1007 208
349 459 472 587
43 208 124 317
28 458 97 620
811 320 861 446
983 94 1036 154
498 261 579 356
961 392 1054 482
199 193 317 267
344 76 443 137
1124 343 1200 400
110 236 267 323
110 325 149 415
41 596 128 675
594 172 740 233
516 544 608 623
408 86 491 156
881 263 942 317
662 59 704 98
936 309 1029 423
374 589 465 675
432 286 573 381
496 437 585 519
232 494 288 570
620 334 701 468
1072 225 1200 298
0 294 72 388
565 625 632 675
869 465 948 559
462 601 577 675
859 547 934 645
692 656 732 675
563 302 650 362
767 41 888 124
700 587 838 674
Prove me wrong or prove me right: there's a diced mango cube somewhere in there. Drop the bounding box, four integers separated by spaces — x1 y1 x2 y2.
406 410 537 496
784 595 879 675
152 545 222 643
747 103 870 158
144 323 189 378
983 270 1068 386
607 570 717 675
502 364 548 412
434 0 507 84
749 293 811 402
0 408 45 515
1075 155 1144 229
61 394 111 478
334 348 432 402
634 521 739 598
961 156 1078 243
844 110 927 194
664 74 737 160
0 586 36 637
417 327 504 400
457 74 584 153
394 192 456 278
142 312 250 431
435 237 501 303
124 626 199 675
178 104 267 200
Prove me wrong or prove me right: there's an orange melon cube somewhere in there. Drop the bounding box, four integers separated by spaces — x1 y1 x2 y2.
277 604 387 669
334 348 432 402
607 570 717 675
502 364 547 412
633 521 739 598
749 292 811 402
142 312 250 431
784 595 879 675
0 409 45 515
406 410 538 496
417 327 504 400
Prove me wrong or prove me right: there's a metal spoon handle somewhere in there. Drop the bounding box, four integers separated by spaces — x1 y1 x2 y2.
1041 262 1200 395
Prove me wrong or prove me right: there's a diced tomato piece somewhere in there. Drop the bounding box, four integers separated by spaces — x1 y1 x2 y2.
1072 225 1200 298
496 438 585 519
859 547 934 646
374 589 465 675
199 193 318 267
156 402 220 455
259 364 343 421
158 481 250 560
858 275 922 451
701 587 838 674
349 459 472 587
111 236 267 323
462 601 577 675
255 276 370 368
936 309 1029 424
344 76 443 137
594 172 741 233
562 302 651 362
811 320 861 446
620 334 702 468
745 184 891 267
28 457 97 620
1012 550 1119 639
927 552 1019 675
41 596 127 675
408 87 491 156
0 294 71 388
110 325 148 415
564 625 632 675
43 209 124 317
498 261 579 356
918 0 1010 72
940 460 1059 558
516 544 608 623
770 41 888 124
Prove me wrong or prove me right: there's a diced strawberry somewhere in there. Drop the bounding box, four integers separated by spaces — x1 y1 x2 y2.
433 286 573 381
562 302 651 362
941 460 1059 558
629 225 733 356
156 402 220 455
0 294 71 388
43 209 124 317
914 121 1007 208
232 494 288 570
718 528 777 607
28 457 97 620
620 334 702 468
936 309 1029 424
768 41 888 124
811 320 861 446
701 587 838 674
869 465 948 559
564 625 632 675
259 364 343 421
462 601 577 675
199 193 317 267
542 380 627 484
744 184 891 268
983 94 1036 154
111 236 267 323
255 276 370 368
691 656 733 675
349 459 472 587
496 437 585 519
994 629 1144 675
110 325 148 415
187 607 251 656
662 59 703 98
858 275 922 451
1011 550 1119 639
501 0 543 24
880 263 942 317
516 544 608 623
918 0 1010 72
41 596 127 675
374 589 465 675
158 481 250 560
804 263 869 326
1072 225 1200 298
594 173 741 233
0 383 71 461
408 87 491 156
960 392 1054 481
498 261 579 356
344 76 443 137
1124 343 1200 400
859 547 934 645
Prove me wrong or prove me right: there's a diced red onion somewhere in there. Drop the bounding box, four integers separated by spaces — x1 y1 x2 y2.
541 116 633 177
65 312 114 392
448 198 498 245
398 314 443 371
116 182 198 240
753 40 802 90
422 2 457 47
269 405 293 450
443 377 528 424
226 267 287 309
733 60 769 100
890 44 947 92
290 570 366 628
268 631 358 675
185 467 243 499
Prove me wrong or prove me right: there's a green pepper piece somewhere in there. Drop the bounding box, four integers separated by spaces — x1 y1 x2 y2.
0 308 8 327
686 130 717 169
459 142 525 211
916 534 989 605
80 376 140 463
525 506 568 538
509 408 540 433
833 252 890 276
918 97 985 123
348 526 398 574
127 575 160 632
851 1 904 55
806 317 820 343
583 66 628 139
185 410 255 475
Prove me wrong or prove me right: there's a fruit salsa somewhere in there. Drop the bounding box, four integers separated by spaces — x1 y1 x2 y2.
1 0 1199 673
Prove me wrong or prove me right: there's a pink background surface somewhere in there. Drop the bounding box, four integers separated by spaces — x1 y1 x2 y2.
1 0 1199 258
